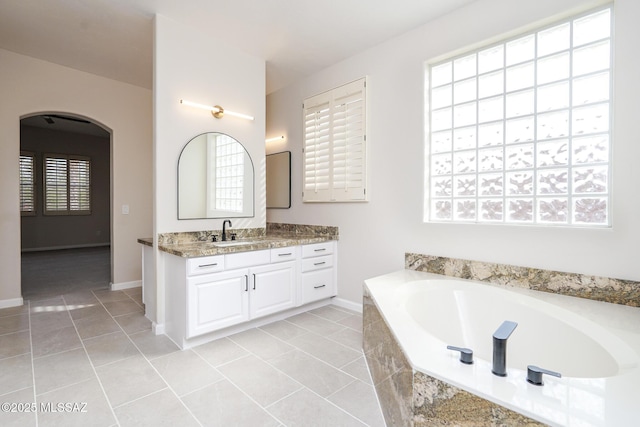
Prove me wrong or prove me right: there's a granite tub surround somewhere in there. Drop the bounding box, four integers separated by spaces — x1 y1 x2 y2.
364 269 640 426
147 223 338 258
412 372 544 426
363 290 543 427
363 289 413 425
405 253 640 307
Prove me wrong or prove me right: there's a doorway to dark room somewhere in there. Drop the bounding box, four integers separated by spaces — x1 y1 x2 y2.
19 113 112 301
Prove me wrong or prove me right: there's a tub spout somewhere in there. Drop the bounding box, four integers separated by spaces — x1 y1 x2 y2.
492 320 518 377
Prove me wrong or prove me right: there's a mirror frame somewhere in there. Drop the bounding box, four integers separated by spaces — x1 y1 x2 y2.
266 151 291 209
177 132 255 220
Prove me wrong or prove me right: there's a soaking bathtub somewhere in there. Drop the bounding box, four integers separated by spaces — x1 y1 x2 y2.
364 270 640 426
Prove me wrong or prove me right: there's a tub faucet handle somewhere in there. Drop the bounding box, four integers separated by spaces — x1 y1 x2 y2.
447 345 474 364
527 365 562 386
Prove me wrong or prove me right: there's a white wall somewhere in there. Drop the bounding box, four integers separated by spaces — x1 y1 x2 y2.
153 15 265 324
0 48 153 305
267 0 640 306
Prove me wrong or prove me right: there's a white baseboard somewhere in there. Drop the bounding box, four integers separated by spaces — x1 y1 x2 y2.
111 280 142 291
0 297 24 309
152 322 165 335
331 297 362 314
21 243 110 253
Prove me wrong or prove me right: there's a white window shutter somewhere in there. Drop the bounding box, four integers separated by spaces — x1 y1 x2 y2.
303 96 332 202
69 157 91 212
303 77 367 202
45 156 68 213
44 154 91 215
19 152 36 214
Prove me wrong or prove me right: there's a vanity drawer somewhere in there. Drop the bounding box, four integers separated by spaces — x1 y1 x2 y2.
271 247 297 263
301 254 333 272
301 268 335 304
225 249 270 270
301 241 334 258
187 255 225 276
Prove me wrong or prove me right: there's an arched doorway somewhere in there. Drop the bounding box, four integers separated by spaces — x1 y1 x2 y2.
19 113 112 300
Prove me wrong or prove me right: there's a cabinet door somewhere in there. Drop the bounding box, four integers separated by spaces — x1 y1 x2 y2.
187 269 249 338
250 261 296 319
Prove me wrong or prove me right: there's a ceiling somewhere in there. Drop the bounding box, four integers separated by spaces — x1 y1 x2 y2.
0 0 476 94
21 114 110 137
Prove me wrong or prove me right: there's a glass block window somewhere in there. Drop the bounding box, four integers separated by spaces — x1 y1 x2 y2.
214 134 245 213
427 7 612 226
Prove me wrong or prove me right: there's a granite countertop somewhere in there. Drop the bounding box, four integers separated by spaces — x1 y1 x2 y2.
137 233 336 258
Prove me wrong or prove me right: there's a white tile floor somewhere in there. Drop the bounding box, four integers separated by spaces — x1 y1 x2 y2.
1 248 385 426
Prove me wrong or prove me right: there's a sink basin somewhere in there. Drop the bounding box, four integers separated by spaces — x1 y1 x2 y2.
213 240 259 247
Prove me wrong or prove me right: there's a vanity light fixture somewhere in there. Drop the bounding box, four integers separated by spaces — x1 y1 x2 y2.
179 99 254 121
265 136 285 143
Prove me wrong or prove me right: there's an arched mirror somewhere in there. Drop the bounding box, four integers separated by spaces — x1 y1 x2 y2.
178 132 254 219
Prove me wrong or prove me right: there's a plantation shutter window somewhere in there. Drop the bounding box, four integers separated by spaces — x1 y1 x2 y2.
44 154 91 215
45 156 68 212
303 78 367 202
19 152 36 215
69 158 91 212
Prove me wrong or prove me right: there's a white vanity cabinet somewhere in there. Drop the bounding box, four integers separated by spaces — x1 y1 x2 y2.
248 260 297 319
187 268 250 337
300 241 337 305
185 249 297 339
164 240 336 348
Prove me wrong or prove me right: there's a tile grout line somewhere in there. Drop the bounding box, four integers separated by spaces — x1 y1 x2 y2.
0 385 33 399
189 343 291 426
226 316 374 426
257 326 364 384
253 349 367 426
277 319 363 368
207 325 364 425
90 289 205 427
62 292 121 427
305 313 381 426
27 299 39 427
20 247 380 426
362 353 387 427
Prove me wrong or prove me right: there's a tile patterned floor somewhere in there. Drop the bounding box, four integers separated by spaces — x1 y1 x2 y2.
1 248 385 426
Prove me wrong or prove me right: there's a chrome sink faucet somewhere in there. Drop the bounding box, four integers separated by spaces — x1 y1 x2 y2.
492 320 518 377
222 219 232 241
